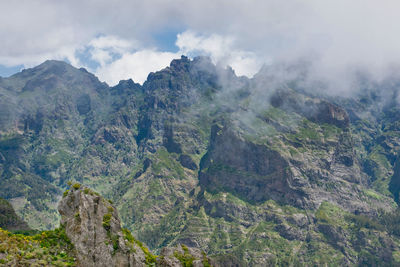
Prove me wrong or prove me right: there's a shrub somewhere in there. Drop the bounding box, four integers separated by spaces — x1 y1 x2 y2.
111 234 119 253
63 190 69 198
102 213 112 231
174 245 196 267
346 214 384 231
72 183 81 190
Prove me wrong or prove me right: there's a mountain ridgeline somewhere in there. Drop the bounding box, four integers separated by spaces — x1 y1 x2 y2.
2 56 400 265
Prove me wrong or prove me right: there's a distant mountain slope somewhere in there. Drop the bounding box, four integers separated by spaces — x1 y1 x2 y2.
0 197 29 231
2 56 400 265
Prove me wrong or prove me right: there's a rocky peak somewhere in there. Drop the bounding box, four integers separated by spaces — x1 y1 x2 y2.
58 184 147 267
111 79 142 95
169 55 191 72
58 184 211 267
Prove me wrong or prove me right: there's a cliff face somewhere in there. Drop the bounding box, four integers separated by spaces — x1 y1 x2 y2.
199 124 299 205
3 57 400 265
58 185 147 267
58 185 211 267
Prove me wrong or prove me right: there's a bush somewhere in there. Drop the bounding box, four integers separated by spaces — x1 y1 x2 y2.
72 183 81 190
174 245 196 267
346 214 384 231
102 213 112 231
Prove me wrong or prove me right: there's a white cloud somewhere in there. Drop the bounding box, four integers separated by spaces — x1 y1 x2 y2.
83 32 261 85
2 0 400 89
87 35 137 67
176 31 263 77
95 49 180 85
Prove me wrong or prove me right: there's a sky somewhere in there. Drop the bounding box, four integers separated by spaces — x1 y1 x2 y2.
1 0 400 87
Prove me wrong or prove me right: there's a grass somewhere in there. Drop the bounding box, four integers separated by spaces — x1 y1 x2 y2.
364 189 384 200
315 201 346 227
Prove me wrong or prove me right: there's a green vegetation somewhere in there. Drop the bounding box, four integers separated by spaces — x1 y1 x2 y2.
122 228 157 265
363 189 383 200
0 226 75 266
3 53 400 266
102 213 112 231
315 201 347 226
111 234 119 253
174 244 196 267
72 183 81 190
346 213 384 231
63 190 69 198
321 123 342 139
286 119 322 142
151 148 185 179
379 209 400 236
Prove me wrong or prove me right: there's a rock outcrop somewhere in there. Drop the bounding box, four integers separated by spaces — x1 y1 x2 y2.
58 184 211 267
199 124 303 205
59 185 147 267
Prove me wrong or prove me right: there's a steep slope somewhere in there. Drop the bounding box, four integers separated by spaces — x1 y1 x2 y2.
2 57 400 265
0 60 113 229
0 197 30 231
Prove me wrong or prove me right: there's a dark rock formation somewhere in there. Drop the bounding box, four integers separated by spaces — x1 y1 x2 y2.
178 154 197 170
270 88 350 128
199 124 305 205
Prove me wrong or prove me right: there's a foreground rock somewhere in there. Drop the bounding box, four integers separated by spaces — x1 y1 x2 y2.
59 184 147 266
59 184 211 267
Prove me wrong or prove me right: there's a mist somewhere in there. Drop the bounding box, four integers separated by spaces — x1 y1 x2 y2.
1 0 400 93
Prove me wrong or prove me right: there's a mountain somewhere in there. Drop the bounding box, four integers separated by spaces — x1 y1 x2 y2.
0 197 30 231
2 56 400 265
0 184 210 266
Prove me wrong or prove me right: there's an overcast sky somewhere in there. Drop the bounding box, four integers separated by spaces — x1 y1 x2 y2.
1 0 400 86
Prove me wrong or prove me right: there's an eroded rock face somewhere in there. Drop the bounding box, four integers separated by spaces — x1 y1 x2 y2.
270 88 350 128
199 124 306 206
58 186 146 267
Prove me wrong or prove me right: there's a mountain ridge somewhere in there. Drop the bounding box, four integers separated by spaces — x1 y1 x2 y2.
2 56 400 265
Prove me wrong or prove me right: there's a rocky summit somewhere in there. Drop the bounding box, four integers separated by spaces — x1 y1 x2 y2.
2 56 400 265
